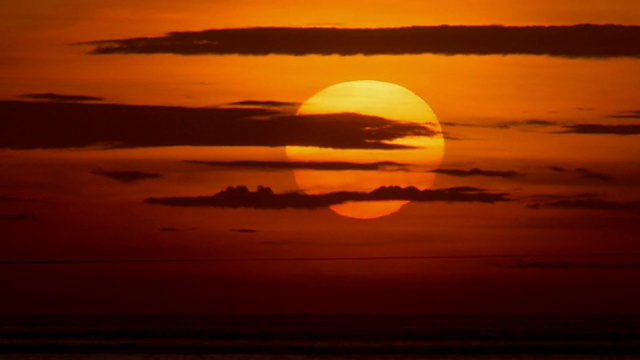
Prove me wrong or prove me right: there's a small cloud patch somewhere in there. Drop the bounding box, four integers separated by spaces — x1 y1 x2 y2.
19 93 104 102
92 170 163 183
0 212 38 221
431 168 522 178
231 228 260 233
575 168 615 182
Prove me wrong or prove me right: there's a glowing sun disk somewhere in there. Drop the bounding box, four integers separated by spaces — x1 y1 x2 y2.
286 80 444 219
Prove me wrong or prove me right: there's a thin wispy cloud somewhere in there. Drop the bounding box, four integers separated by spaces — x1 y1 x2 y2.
504 260 640 270
0 196 29 202
159 227 196 232
83 25 640 58
231 228 260 233
441 119 559 130
92 170 163 183
496 120 559 128
607 110 640 119
560 124 640 135
444 120 640 136
186 160 408 171
575 168 615 183
0 212 37 221
226 100 299 107
19 93 104 102
529 198 640 212
430 168 523 178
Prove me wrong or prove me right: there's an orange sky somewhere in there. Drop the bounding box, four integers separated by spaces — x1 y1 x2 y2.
1 1 640 314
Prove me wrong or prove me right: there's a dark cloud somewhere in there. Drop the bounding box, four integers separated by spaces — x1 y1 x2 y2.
261 240 292 245
160 227 181 232
186 160 408 171
442 133 462 141
441 120 559 130
607 115 640 120
520 120 558 126
575 193 600 199
231 228 260 233
496 120 559 128
18 93 104 102
440 121 502 129
440 122 465 127
607 110 640 119
505 260 640 270
430 168 522 178
522 194 568 202
0 196 28 202
529 198 640 212
522 193 600 204
145 185 511 210
560 124 640 135
575 168 615 183
92 170 163 183
226 100 299 107
506 260 576 269
0 212 37 221
0 101 435 150
83 25 640 58
305 22 346 27
159 227 195 232
547 166 616 183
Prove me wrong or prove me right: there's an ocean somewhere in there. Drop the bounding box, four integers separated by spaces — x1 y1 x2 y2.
0 315 638 359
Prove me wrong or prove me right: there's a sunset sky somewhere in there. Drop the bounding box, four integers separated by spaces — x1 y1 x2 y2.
1 1 640 314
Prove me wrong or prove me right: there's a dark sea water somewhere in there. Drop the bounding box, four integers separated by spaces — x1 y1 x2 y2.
0 315 638 359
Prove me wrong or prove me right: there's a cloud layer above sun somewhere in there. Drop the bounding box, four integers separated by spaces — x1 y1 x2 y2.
84 25 640 58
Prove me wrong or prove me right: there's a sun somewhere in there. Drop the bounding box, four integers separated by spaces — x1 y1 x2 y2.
286 80 444 219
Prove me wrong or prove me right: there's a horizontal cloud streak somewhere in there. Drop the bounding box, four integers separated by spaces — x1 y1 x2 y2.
505 260 640 270
529 198 640 212
441 119 560 130
608 110 640 119
548 166 566 172
159 227 195 232
145 185 511 210
0 101 434 150
231 228 260 233
0 213 37 221
575 168 615 183
226 100 299 107
431 168 522 178
499 120 559 128
84 25 640 58
186 160 408 171
561 124 640 135
91 170 163 183
0 196 28 202
18 93 104 102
